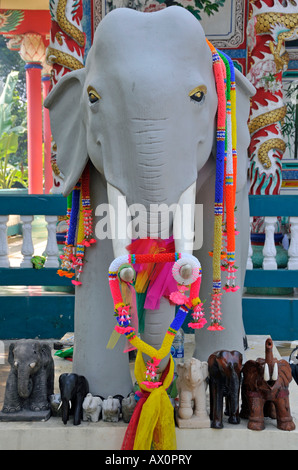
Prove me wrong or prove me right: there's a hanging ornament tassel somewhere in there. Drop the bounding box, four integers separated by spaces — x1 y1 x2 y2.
206 40 226 330
219 50 240 293
57 162 96 286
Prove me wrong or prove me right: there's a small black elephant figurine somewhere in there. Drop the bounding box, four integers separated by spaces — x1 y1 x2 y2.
1 340 54 416
59 373 89 425
208 350 243 429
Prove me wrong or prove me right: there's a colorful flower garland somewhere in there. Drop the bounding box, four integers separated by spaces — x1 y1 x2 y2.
57 162 96 285
108 251 206 450
206 40 239 330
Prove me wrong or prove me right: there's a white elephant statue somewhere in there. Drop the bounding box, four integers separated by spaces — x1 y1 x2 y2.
82 393 102 422
176 357 209 428
45 6 255 397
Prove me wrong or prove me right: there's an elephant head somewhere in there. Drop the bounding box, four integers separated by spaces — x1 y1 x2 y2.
45 6 255 397
8 340 52 399
177 357 208 388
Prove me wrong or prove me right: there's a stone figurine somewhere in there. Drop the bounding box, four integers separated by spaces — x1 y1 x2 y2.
122 392 137 423
82 392 102 422
176 357 209 428
208 350 243 429
59 373 89 425
240 338 295 431
45 6 255 397
1 340 54 420
102 395 121 422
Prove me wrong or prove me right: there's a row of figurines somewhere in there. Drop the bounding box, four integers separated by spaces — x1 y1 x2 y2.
175 338 295 432
0 338 296 431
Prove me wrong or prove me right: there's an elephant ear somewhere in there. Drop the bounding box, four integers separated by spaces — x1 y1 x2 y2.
234 68 256 192
44 68 88 196
7 343 15 366
202 361 209 380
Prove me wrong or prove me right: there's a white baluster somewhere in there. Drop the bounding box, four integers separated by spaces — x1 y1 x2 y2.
0 215 10 268
246 217 253 270
20 215 34 268
288 217 298 270
262 216 277 270
44 215 59 268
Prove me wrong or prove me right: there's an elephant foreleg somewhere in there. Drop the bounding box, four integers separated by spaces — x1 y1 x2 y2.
2 371 23 412
245 393 266 431
274 393 295 431
178 390 193 420
209 380 224 429
73 397 84 425
29 372 50 411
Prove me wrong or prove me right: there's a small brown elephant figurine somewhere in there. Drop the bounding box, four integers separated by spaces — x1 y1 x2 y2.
240 338 295 431
208 350 243 429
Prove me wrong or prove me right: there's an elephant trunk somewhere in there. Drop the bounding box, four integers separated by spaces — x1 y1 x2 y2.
107 180 196 373
17 370 33 399
227 366 240 416
61 398 72 425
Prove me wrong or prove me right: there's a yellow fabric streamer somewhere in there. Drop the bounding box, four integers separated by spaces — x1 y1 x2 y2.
133 351 176 450
77 193 85 244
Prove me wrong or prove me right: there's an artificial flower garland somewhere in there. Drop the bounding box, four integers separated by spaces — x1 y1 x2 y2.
57 162 96 285
107 252 205 450
206 40 239 330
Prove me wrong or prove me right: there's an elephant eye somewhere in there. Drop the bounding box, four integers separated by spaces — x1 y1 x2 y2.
87 86 101 104
189 85 207 104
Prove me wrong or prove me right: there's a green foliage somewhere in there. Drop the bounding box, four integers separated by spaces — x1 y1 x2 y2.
0 71 27 189
157 0 226 20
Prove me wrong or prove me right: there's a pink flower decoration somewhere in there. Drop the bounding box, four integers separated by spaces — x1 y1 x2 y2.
117 305 130 316
169 291 188 305
231 286 240 292
142 381 162 389
188 318 207 329
207 324 225 331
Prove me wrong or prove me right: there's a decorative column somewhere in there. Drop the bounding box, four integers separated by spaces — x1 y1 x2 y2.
42 74 53 194
19 33 46 194
0 216 9 268
20 215 34 268
262 217 277 270
288 217 298 270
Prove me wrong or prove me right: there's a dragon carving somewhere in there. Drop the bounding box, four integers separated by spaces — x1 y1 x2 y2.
247 0 298 195
46 0 86 86
46 0 86 192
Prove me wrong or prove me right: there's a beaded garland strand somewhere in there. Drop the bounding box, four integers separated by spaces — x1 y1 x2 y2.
206 40 239 330
57 162 96 284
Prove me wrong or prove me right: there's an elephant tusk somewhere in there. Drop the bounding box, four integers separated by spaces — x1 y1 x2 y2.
106 182 132 258
58 401 62 410
173 181 196 254
264 363 270 382
272 362 278 381
69 400 72 410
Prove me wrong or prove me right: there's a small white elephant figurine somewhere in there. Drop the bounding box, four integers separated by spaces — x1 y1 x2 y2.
82 393 102 422
176 357 210 428
102 396 121 422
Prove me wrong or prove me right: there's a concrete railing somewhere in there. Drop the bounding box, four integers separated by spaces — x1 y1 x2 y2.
0 194 69 286
245 195 298 289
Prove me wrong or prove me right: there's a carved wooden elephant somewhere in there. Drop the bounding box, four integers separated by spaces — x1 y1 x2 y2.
240 338 295 431
208 350 242 429
176 357 209 428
